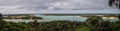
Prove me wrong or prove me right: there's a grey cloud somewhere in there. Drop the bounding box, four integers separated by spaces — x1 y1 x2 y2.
0 0 110 10
0 0 119 14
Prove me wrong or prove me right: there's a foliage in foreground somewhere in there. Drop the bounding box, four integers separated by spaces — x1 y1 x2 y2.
0 19 120 31
0 20 87 31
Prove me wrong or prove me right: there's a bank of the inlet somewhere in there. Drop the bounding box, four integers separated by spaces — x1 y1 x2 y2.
1 14 120 31
2 14 120 22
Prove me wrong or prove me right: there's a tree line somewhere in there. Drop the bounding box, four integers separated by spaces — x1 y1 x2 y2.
1 13 120 31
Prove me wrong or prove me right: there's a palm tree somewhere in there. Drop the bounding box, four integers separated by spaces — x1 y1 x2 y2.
109 0 120 9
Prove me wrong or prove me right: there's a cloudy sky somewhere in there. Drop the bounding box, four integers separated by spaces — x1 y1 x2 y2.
0 0 120 14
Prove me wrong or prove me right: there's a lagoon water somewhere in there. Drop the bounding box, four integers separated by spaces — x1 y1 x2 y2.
4 15 119 22
34 15 88 22
4 15 88 22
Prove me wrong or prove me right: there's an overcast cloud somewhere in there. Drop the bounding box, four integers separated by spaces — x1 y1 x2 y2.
0 0 120 14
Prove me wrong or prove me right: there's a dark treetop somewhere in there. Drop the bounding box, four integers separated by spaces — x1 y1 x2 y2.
0 13 2 19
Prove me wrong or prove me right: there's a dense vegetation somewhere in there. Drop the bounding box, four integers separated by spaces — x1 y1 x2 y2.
0 19 87 31
0 18 120 31
0 0 119 31
22 16 43 19
2 16 43 19
0 13 120 31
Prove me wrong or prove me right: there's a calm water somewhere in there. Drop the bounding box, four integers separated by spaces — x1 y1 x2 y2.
4 15 119 22
34 15 87 22
4 15 88 22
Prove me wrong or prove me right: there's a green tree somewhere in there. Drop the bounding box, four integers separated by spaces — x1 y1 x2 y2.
109 0 120 9
0 13 2 20
86 16 103 26
118 15 120 21
86 16 103 31
109 0 120 21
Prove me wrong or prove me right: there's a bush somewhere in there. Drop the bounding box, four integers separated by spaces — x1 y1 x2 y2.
0 13 2 20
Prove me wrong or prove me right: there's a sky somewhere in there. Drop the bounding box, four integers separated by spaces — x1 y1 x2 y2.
0 0 120 14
